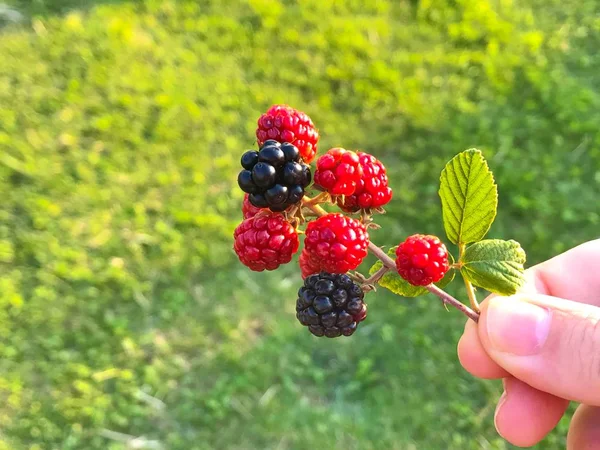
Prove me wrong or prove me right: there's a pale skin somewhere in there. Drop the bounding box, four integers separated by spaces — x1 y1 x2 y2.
457 239 600 448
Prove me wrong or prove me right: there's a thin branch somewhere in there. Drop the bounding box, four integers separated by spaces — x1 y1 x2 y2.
426 284 479 323
302 196 328 217
367 242 396 269
364 266 390 285
304 191 330 206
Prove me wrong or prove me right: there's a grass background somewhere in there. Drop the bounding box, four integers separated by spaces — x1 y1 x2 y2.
0 0 599 448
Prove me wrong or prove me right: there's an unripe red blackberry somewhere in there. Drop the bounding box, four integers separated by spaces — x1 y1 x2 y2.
338 152 393 212
395 234 450 286
233 213 299 271
314 148 363 196
296 272 368 337
304 213 369 273
256 105 319 163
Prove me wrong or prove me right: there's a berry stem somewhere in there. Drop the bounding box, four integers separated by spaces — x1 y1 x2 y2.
304 192 330 206
459 243 480 313
463 277 480 313
363 266 390 286
301 196 480 322
302 196 328 217
426 284 480 323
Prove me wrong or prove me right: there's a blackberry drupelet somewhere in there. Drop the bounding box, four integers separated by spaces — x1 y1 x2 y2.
238 140 312 212
296 272 368 338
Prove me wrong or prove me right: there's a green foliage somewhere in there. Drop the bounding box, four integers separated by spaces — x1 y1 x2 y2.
460 240 527 295
439 148 525 296
439 149 498 245
0 0 598 449
370 247 455 298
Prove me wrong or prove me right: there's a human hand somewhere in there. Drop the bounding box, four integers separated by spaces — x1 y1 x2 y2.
457 239 600 448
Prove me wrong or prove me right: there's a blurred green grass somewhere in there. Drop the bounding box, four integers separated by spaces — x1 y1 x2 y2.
0 0 599 448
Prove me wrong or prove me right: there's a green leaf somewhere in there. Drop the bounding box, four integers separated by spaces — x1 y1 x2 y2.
369 248 455 298
460 240 526 295
439 149 498 245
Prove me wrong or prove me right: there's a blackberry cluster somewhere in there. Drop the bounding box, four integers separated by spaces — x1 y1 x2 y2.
238 140 312 212
296 272 368 338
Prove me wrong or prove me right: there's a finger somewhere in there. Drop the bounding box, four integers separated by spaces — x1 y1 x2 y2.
527 238 600 305
478 294 600 405
494 377 569 447
458 320 509 379
568 404 600 450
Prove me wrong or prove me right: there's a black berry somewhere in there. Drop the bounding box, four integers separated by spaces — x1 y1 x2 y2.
296 272 368 338
237 141 312 212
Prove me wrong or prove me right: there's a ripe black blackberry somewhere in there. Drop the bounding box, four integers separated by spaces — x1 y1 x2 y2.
296 272 368 338
238 140 312 212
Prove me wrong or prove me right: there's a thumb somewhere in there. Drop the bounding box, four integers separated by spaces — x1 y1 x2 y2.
478 294 600 405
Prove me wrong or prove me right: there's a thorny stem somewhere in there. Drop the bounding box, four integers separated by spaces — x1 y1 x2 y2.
459 243 480 313
301 196 480 322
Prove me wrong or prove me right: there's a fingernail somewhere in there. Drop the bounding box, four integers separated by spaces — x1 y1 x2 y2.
486 297 551 355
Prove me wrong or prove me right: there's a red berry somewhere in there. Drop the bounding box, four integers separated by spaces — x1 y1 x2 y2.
314 148 364 196
299 248 321 279
256 105 319 163
338 152 393 212
242 193 265 219
304 213 369 273
395 235 450 286
233 213 299 271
